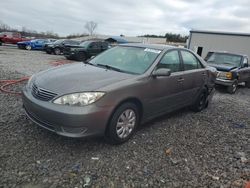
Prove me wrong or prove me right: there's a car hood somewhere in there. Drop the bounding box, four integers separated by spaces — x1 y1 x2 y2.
34 63 134 95
207 63 238 72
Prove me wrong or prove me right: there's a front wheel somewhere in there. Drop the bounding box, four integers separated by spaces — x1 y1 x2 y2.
25 45 32 50
106 103 139 144
76 52 87 61
53 48 61 55
227 81 238 94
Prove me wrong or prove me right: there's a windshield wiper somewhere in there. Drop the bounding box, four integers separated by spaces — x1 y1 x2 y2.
83 61 94 66
96 64 125 73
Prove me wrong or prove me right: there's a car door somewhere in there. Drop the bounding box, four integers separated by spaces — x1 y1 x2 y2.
238 57 250 82
145 50 185 117
35 40 44 49
179 50 207 105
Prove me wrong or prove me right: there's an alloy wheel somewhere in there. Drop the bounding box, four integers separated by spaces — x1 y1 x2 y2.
54 48 61 55
116 109 136 139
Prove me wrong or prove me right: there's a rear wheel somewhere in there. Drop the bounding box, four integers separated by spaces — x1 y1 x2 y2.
227 81 238 94
25 45 31 50
53 48 61 55
106 103 139 144
191 89 208 112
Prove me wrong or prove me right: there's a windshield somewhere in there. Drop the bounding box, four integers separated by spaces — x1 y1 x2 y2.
207 53 242 67
80 41 92 47
89 46 161 74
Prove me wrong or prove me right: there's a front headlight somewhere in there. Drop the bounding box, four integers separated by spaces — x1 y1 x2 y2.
217 72 232 80
53 92 105 106
27 75 35 88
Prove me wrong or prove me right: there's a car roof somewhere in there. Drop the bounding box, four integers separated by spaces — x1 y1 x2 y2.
119 43 175 50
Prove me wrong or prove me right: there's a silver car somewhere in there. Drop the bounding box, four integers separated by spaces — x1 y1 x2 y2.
22 44 216 144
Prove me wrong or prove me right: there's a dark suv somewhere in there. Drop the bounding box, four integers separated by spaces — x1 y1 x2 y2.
45 39 80 55
63 41 109 61
205 51 250 93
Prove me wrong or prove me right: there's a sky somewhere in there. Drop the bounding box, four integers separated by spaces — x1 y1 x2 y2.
1 0 250 37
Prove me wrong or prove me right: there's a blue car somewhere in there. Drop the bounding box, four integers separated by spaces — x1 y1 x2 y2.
17 39 56 50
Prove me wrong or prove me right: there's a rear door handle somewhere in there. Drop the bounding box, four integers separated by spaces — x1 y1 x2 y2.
202 72 206 76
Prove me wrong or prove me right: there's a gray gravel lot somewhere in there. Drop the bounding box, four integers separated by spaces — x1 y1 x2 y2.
0 44 67 76
0 45 249 188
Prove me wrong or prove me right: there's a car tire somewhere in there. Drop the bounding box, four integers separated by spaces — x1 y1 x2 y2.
106 102 139 144
190 88 208 112
76 52 87 61
25 45 32 50
53 48 61 55
227 81 238 94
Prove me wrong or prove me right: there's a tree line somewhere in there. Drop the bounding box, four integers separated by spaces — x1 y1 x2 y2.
0 20 60 39
0 20 97 39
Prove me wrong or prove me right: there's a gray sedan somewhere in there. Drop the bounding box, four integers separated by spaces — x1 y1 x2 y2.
22 43 216 144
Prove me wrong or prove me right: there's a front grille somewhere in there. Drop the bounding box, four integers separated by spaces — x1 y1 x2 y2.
31 84 57 101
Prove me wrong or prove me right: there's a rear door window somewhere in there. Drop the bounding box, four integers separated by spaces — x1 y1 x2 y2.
181 51 203 70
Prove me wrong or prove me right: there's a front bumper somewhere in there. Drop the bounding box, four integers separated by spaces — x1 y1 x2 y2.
64 52 77 60
215 78 235 86
22 86 114 138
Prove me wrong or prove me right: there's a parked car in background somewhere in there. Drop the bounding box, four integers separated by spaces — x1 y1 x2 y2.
22 44 216 144
45 39 80 55
43 39 57 51
63 41 109 61
17 39 56 50
0 32 30 44
205 51 250 93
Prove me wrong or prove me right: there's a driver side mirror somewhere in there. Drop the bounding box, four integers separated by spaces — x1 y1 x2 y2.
152 68 171 77
243 62 248 68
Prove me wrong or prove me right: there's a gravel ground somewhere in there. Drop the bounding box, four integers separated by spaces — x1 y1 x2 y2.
0 46 249 188
0 44 69 76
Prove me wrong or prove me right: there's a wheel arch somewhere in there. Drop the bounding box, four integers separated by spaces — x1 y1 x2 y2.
104 97 144 134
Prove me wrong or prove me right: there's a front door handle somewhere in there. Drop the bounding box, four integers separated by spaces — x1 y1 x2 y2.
177 78 184 82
